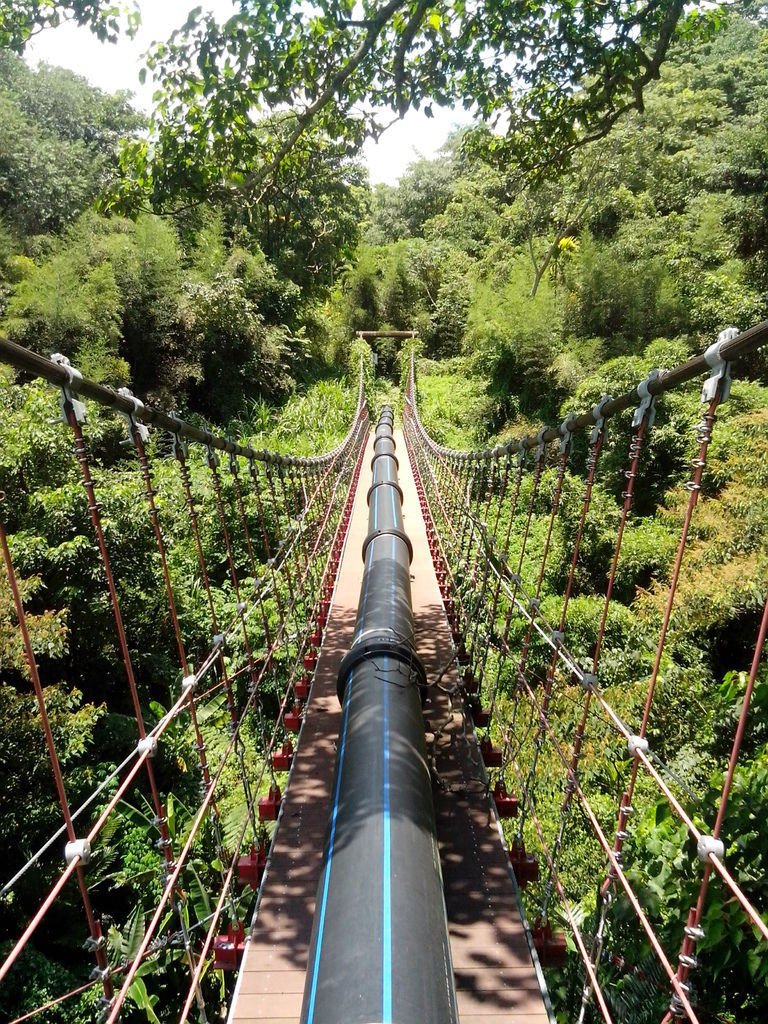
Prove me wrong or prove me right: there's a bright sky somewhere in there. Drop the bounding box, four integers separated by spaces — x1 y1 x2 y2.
25 1 469 186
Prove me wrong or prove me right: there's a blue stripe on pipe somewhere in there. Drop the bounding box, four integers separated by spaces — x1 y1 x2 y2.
305 670 354 1023
382 672 392 1022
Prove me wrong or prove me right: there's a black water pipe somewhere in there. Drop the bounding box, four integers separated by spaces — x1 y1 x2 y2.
300 408 458 1024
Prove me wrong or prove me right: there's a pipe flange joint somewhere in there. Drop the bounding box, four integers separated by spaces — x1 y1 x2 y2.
337 638 427 703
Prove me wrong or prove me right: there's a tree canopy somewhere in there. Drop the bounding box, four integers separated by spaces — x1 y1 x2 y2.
102 0 729 210
0 1 139 52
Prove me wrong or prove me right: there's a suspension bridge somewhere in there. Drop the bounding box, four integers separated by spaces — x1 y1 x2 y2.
0 320 767 1024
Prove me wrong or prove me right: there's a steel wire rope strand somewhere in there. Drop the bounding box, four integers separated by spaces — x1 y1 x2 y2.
403 319 768 461
0 337 365 470
411 423 768 943
176 416 369 1024
411 422 724 805
514 674 701 1022
0 361 367 987
6 896 240 1024
502 752 616 1024
405 336 768 1011
0 668 229 986
106 406 368 1024
450 459 768 938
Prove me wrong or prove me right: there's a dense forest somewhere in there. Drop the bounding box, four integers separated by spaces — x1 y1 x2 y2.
1 1 767 1022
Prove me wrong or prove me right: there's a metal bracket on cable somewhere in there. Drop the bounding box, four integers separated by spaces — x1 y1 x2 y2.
50 353 87 424
116 387 149 445
534 427 548 463
632 369 662 429
590 394 613 445
167 413 188 459
226 443 239 476
702 326 739 403
516 436 528 470
559 412 578 454
206 443 220 470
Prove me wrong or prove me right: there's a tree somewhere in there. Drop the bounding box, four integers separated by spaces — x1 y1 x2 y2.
0 1 138 52
368 153 456 242
100 0 727 210
0 53 143 235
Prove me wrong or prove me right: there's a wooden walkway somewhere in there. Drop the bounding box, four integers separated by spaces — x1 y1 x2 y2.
229 430 551 1023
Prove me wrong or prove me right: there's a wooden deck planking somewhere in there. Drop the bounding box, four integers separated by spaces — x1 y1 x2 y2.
229 427 550 1024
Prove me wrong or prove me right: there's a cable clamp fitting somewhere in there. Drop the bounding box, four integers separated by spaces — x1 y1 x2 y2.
628 734 649 757
580 672 598 691
590 394 613 445
97 997 115 1022
116 387 149 444
534 427 548 463
702 326 739 404
551 629 565 646
679 953 699 970
90 966 111 982
528 597 540 612
167 414 188 459
696 834 725 863
516 437 528 470
137 735 158 758
684 923 705 942
206 444 220 469
50 353 87 424
213 633 225 648
632 369 662 428
559 412 578 454
65 838 91 866
181 674 197 693
83 934 106 952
